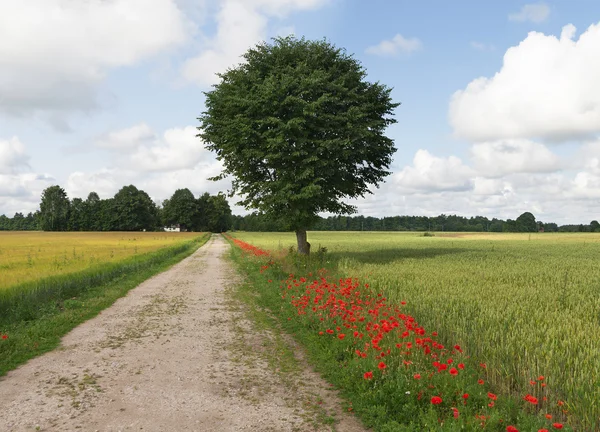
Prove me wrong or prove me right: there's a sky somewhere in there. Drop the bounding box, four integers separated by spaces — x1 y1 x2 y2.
1 0 600 224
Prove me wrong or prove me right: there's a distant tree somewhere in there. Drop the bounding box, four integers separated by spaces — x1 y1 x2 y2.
162 188 198 231
590 220 600 232
516 212 537 232
112 185 158 231
206 193 232 232
40 185 70 231
68 198 85 231
199 36 399 254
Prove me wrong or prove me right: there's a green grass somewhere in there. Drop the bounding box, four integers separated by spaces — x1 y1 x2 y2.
229 231 599 431
0 233 210 376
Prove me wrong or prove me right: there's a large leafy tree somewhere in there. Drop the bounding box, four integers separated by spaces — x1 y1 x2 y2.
199 36 399 254
112 185 159 231
516 212 537 232
40 185 70 231
162 188 198 231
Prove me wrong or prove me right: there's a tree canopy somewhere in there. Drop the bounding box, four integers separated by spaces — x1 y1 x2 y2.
39 185 70 231
199 36 400 253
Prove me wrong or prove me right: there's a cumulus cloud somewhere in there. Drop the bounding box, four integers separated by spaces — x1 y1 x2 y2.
508 3 550 23
0 136 30 174
365 34 422 56
0 0 191 120
129 126 210 173
65 123 231 207
450 23 600 143
96 124 211 173
0 173 55 216
181 0 329 87
95 123 157 151
393 150 474 192
470 139 561 177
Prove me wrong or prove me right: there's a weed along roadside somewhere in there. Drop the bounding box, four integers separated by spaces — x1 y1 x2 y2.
0 233 210 376
225 233 575 432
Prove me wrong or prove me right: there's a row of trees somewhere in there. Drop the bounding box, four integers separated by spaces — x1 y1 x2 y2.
230 212 600 233
0 185 232 232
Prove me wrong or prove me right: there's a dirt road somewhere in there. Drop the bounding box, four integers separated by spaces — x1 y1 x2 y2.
0 235 365 432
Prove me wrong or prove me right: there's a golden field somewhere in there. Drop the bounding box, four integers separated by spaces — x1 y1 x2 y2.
0 231 202 290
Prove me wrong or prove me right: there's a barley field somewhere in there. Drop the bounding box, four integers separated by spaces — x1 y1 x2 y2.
231 231 600 429
0 231 201 290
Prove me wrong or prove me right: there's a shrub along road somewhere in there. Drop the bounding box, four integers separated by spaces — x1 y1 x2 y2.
0 235 364 432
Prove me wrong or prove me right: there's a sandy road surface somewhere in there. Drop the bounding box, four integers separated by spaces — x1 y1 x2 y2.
0 235 366 432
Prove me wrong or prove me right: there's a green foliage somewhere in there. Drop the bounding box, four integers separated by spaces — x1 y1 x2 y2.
516 211 537 232
199 36 399 235
162 188 198 230
112 185 159 231
39 185 70 231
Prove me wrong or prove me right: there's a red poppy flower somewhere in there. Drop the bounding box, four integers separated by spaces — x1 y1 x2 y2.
524 394 538 405
488 392 497 401
363 371 373 380
462 393 469 399
452 407 459 418
338 333 346 340
552 424 563 430
538 375 544 381
449 368 458 376
1 334 7 340
413 373 421 380
538 429 549 432
506 426 518 432
378 361 386 370
478 379 484 385
458 363 465 370
430 396 442 405
545 414 552 420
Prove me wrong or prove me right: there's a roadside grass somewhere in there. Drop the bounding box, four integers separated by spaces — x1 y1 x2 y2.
227 236 572 432
0 233 209 376
224 256 355 431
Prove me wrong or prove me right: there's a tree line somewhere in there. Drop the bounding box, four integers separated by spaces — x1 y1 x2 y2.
231 211 600 233
0 185 232 232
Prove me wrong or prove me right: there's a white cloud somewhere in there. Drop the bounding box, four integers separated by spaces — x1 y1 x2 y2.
450 23 600 142
471 139 561 177
129 126 210 173
0 173 55 216
95 123 157 151
181 0 329 87
97 124 210 173
0 136 30 174
365 34 422 56
393 150 474 192
509 3 550 23
0 0 191 120
66 168 130 201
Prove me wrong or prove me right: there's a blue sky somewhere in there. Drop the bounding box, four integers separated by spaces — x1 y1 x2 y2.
1 0 600 224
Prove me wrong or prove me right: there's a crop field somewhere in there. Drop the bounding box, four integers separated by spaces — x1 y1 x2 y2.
231 231 600 429
0 231 201 290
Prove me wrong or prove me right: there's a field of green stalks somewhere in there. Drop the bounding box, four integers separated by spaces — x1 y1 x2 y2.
231 231 600 429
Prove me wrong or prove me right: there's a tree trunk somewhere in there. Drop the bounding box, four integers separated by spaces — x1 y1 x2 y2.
295 229 311 255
